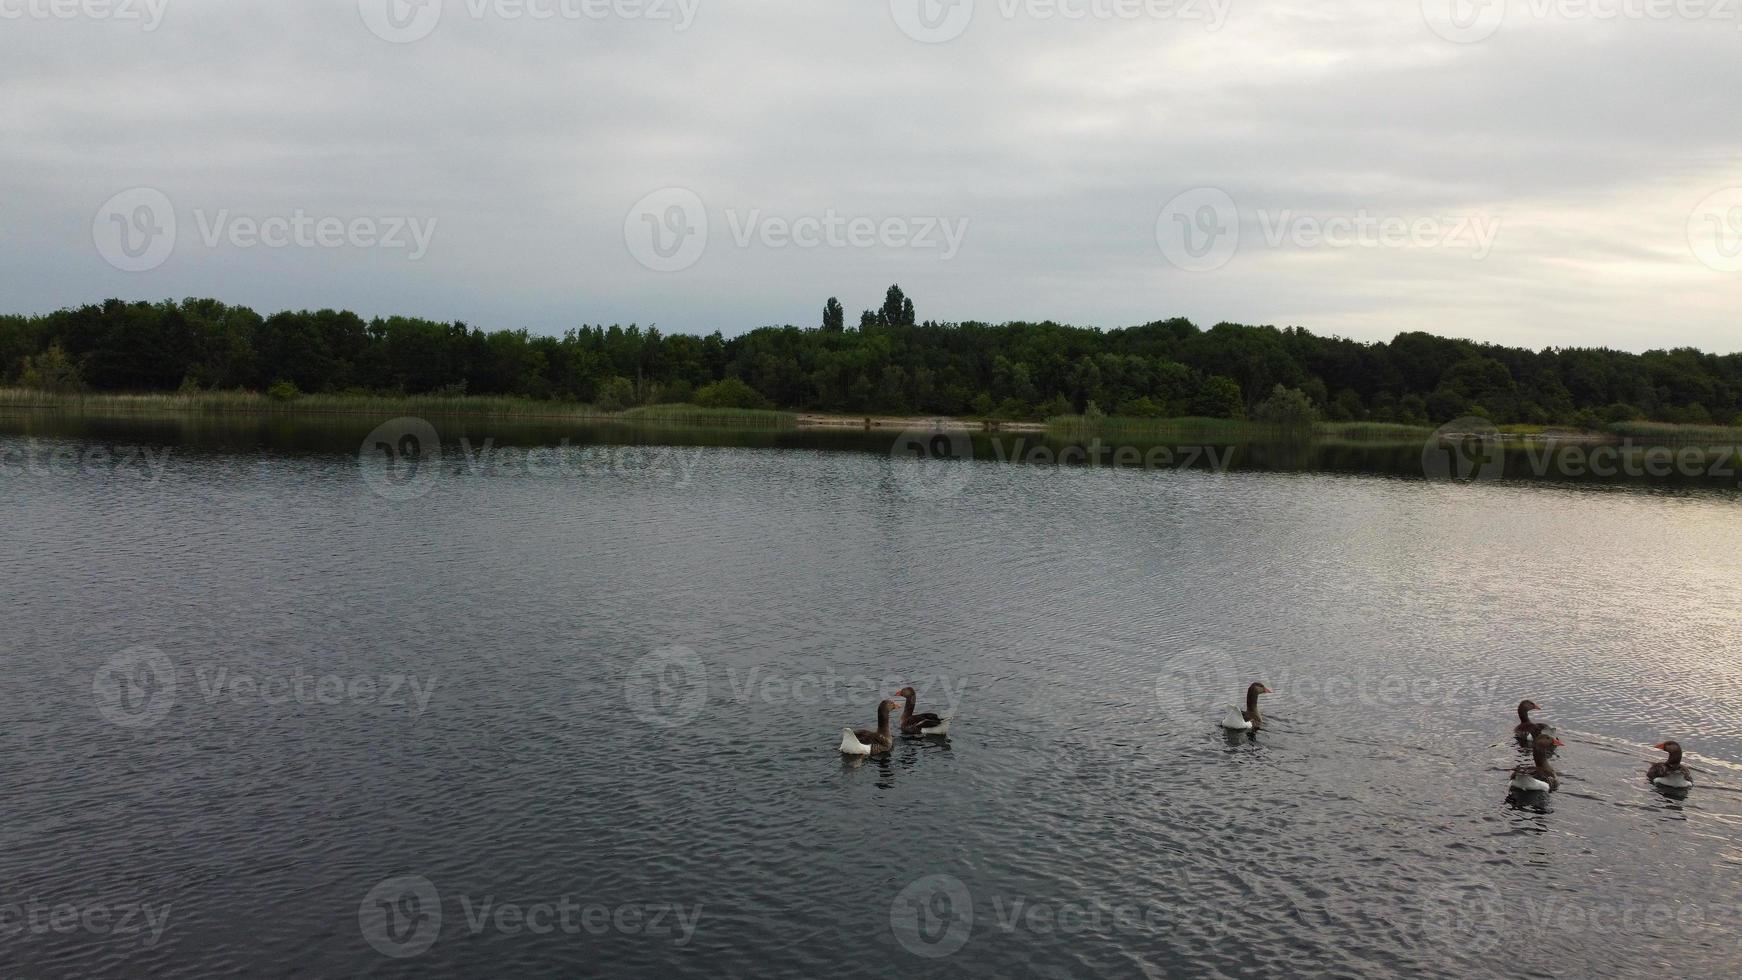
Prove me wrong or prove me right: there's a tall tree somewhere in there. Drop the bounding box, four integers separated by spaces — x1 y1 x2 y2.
880 285 909 329
822 297 845 333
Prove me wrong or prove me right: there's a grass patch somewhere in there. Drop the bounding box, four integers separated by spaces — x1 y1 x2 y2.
1317 421 1436 441
1608 421 1742 445
616 404 796 427
0 388 604 418
1047 414 1434 442
0 388 802 428
1047 414 1266 439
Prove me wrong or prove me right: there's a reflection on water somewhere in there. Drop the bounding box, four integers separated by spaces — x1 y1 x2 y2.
13 410 1742 494
5 410 1742 492
3 412 1742 978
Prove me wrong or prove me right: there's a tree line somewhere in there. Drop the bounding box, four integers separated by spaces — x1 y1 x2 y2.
4 285 1739 427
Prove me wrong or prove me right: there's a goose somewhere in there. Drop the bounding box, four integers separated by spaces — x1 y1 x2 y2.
838 699 902 756
1509 732 1559 793
894 686 950 736
1219 683 1272 731
1514 699 1556 741
1648 741 1693 790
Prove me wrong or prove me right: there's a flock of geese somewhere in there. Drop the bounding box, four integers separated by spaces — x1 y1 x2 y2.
837 686 949 755
1505 697 1694 794
839 683 1699 795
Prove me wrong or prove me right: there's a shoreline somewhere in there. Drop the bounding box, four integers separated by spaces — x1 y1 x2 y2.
4 390 1740 448
0 390 1053 434
793 413 1048 433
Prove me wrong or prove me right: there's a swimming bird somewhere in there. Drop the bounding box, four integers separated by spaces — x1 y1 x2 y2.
1648 741 1693 790
1514 699 1556 741
894 685 950 736
1219 683 1272 731
838 699 902 756
1509 732 1559 792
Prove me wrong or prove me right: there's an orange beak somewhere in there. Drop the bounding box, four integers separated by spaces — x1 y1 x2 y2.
1653 742 1669 750
1552 738 1565 747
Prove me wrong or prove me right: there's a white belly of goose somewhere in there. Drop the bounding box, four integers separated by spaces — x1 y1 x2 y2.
1654 772 1693 790
1510 773 1552 792
1219 708 1253 731
838 728 870 756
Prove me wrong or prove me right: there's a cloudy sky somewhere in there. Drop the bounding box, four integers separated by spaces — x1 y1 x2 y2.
2 0 1739 351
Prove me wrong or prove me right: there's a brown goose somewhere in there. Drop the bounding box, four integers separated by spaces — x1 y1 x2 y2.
895 686 950 736
1513 699 1557 740
838 699 902 756
1509 732 1559 792
1219 683 1273 731
1648 741 1693 790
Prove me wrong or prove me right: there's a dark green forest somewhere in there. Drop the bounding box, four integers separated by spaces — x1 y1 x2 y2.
4 285 1739 427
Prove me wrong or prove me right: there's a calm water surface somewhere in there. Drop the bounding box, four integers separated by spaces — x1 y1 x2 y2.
3 416 1741 978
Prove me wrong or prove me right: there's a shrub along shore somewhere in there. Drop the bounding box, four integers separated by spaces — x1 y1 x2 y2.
9 387 1742 451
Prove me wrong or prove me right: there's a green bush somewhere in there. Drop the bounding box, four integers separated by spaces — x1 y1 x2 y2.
595 376 637 412
1036 394 1072 419
265 379 301 402
693 377 771 410
20 345 84 394
1190 376 1245 420
1251 385 1318 428
1425 388 1470 423
1117 396 1166 418
656 380 694 404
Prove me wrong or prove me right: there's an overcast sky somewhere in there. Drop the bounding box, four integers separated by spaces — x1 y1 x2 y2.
3 0 1739 351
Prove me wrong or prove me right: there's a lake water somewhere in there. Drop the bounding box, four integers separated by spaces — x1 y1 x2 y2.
4 414 1742 978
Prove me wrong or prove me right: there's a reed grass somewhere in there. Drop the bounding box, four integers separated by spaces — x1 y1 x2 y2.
1047 415 1263 438
0 388 796 427
1047 414 1434 442
616 404 797 427
1608 420 1742 445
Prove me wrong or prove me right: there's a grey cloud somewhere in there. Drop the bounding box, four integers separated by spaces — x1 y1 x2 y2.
1 0 1738 351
